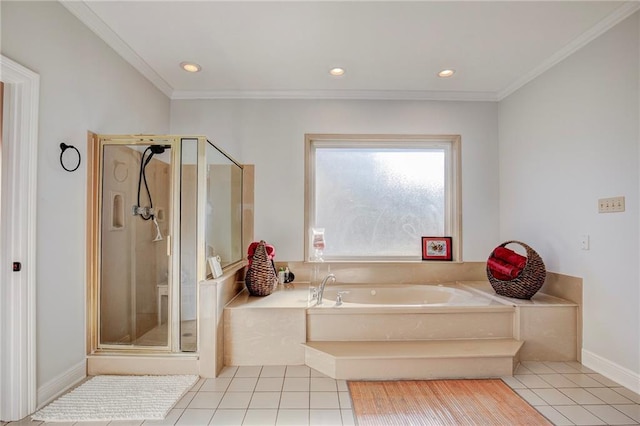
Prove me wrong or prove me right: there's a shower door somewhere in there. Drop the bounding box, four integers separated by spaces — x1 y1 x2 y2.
99 141 174 349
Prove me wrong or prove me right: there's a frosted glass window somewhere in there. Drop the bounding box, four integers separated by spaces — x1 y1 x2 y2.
307 136 460 261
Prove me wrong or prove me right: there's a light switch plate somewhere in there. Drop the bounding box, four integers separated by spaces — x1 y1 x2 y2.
598 196 625 213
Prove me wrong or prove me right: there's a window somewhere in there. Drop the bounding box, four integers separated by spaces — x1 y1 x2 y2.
305 134 461 261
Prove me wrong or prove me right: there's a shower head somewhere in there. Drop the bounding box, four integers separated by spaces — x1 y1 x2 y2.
136 144 172 221
150 144 171 154
143 144 170 166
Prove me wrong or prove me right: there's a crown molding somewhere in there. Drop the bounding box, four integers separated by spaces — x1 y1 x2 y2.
60 1 174 98
171 89 498 102
497 1 640 101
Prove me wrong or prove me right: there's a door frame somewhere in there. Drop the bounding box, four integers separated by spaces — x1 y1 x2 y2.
0 55 39 421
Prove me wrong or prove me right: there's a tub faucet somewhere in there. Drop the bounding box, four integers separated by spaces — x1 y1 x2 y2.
316 273 336 306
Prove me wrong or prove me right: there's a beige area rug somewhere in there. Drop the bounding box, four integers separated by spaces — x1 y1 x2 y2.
32 375 198 423
349 379 552 426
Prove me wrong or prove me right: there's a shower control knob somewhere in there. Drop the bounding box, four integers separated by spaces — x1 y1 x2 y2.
12 262 22 272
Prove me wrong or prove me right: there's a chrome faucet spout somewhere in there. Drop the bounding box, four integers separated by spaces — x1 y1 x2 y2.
316 273 336 306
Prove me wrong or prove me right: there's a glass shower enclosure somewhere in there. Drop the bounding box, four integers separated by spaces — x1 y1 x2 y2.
87 134 243 353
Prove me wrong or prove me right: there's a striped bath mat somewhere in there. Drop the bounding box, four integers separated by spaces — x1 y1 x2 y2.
32 374 198 422
349 379 552 425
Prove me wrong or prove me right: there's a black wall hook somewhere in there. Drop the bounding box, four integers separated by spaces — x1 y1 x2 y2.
59 142 81 172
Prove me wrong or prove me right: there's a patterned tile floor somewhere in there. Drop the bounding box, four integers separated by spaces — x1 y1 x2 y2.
3 361 640 425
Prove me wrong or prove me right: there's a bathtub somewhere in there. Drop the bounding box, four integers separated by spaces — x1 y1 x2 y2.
316 283 494 308
306 283 510 344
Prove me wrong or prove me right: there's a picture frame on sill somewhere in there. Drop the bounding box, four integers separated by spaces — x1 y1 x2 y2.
208 255 223 278
422 236 453 261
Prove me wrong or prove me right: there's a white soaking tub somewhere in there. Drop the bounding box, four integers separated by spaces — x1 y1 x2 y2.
318 283 491 307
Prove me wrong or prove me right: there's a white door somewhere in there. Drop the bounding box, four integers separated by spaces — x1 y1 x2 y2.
0 55 39 421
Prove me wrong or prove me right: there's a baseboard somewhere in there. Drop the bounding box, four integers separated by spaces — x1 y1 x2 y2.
36 359 86 409
582 349 640 394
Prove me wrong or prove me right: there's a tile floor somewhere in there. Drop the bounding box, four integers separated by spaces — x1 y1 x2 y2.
5 365 355 426
3 361 640 425
502 361 640 426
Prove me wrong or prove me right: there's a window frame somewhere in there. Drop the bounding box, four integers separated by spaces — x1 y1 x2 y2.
304 134 462 262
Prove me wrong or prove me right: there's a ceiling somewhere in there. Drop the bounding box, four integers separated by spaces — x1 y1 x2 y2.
62 1 638 101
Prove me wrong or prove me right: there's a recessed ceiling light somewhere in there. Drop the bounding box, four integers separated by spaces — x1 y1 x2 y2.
438 69 455 78
180 62 201 73
329 67 345 76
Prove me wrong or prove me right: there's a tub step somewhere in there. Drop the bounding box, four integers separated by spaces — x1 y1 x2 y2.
303 338 523 380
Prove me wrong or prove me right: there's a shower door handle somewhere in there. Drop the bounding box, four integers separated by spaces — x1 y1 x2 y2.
166 235 172 256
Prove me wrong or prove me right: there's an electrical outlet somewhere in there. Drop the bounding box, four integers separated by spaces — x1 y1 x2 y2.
598 196 625 213
580 234 590 250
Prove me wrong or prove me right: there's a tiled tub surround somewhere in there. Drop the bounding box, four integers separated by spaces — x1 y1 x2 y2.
223 280 578 380
463 281 579 361
224 285 310 366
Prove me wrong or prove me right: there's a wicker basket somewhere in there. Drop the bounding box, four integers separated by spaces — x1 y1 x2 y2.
245 240 278 297
486 240 546 300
